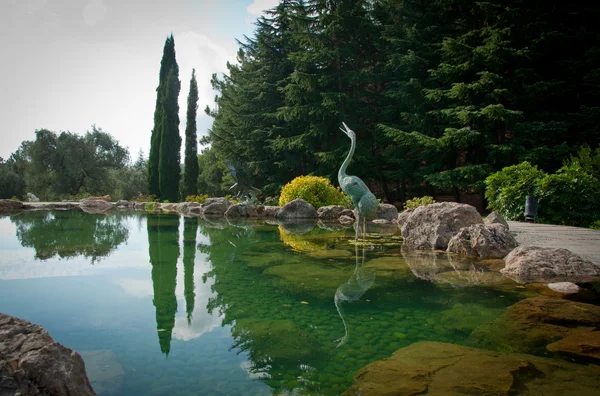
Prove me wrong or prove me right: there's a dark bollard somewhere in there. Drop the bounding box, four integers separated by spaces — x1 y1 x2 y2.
524 195 538 222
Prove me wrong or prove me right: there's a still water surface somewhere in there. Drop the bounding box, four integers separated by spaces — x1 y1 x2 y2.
0 210 527 395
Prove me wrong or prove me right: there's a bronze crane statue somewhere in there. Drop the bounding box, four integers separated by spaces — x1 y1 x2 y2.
338 122 379 240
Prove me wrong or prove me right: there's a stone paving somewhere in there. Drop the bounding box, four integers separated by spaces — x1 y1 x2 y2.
508 221 600 265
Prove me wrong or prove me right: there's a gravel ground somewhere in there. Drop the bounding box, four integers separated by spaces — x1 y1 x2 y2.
507 221 600 264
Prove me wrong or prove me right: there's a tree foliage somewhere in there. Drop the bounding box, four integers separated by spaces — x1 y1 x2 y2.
149 34 181 201
201 0 600 210
183 69 200 198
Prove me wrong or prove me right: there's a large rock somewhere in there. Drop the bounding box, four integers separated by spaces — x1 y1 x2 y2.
501 246 600 283
256 205 280 217
225 203 257 217
400 202 483 250
342 341 600 396
376 204 398 222
276 199 317 219
447 223 518 259
396 209 414 229
82 195 110 201
484 211 509 230
0 312 96 395
202 197 231 216
470 296 600 361
0 199 23 215
317 205 353 220
80 199 114 214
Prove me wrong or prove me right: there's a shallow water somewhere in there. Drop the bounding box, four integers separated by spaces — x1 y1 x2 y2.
0 210 530 395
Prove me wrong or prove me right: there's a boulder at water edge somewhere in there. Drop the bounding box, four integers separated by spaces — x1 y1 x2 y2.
484 211 509 230
0 312 96 395
376 203 398 222
501 246 600 283
447 223 518 259
202 197 231 216
0 199 23 215
342 341 600 396
400 202 483 250
317 205 354 220
276 199 317 219
80 199 114 214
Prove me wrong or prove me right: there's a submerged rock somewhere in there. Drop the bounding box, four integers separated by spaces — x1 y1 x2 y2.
400 202 483 250
79 350 124 395
447 223 518 259
470 296 600 362
501 246 600 283
342 341 600 396
0 312 96 395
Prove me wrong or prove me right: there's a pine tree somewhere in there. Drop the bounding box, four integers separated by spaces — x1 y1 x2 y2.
158 67 181 202
182 69 199 198
149 34 178 199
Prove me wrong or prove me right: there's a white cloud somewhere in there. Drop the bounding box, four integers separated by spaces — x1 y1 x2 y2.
82 0 108 26
246 0 280 17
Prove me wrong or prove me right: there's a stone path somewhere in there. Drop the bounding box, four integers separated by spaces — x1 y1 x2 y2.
508 221 600 264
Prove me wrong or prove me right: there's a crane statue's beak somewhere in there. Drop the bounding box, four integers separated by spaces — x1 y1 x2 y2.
340 122 352 136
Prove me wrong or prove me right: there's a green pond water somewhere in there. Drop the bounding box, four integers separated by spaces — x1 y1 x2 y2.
0 210 538 395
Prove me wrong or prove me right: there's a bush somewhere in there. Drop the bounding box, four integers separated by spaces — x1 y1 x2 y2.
536 162 600 227
404 196 435 210
185 194 209 204
279 175 351 209
133 195 158 203
484 162 546 221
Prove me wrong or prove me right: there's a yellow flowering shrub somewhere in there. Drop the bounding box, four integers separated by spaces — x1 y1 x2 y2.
278 175 351 209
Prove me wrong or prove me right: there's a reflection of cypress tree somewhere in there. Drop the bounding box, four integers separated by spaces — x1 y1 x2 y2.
183 217 198 324
147 214 180 356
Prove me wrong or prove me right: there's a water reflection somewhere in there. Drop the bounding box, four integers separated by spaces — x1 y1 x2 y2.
183 217 197 324
334 243 375 347
10 210 129 263
147 214 179 355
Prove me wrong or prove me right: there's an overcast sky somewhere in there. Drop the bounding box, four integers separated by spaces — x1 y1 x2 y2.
0 0 279 161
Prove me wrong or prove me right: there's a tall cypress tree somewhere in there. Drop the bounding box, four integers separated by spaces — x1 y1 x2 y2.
182 69 199 198
158 67 181 202
149 34 178 199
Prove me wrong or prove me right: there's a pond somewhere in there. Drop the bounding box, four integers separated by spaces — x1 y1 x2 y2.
0 210 541 395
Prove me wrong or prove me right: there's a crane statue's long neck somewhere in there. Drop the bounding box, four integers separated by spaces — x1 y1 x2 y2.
338 134 355 186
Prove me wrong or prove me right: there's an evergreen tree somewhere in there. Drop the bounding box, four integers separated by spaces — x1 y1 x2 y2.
182 69 200 198
158 67 181 202
149 34 178 199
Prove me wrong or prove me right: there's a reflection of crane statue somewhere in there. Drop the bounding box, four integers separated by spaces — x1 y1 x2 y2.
226 160 261 205
334 243 375 347
338 122 379 240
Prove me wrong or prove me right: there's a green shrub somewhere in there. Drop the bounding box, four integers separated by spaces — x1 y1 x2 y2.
145 202 156 211
536 162 600 227
484 162 546 220
262 196 279 206
279 175 351 209
590 220 600 230
404 196 435 210
10 196 20 201
185 194 209 204
225 194 243 204
133 195 158 203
